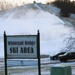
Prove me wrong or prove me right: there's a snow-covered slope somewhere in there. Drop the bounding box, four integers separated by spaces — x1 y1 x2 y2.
0 3 73 57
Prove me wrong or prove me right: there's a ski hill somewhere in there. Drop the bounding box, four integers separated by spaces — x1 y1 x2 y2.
0 2 75 58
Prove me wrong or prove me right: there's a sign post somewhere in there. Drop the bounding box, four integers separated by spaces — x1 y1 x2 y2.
37 30 41 75
4 31 7 75
4 30 41 75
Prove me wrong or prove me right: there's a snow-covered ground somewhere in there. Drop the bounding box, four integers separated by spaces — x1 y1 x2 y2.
1 58 75 75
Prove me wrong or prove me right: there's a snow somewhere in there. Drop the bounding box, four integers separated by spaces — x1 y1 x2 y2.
0 3 73 58
34 3 43 10
1 58 75 75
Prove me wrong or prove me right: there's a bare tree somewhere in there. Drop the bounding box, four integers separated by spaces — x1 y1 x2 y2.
61 35 75 52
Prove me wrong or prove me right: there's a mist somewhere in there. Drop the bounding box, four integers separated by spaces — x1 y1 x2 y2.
0 3 73 57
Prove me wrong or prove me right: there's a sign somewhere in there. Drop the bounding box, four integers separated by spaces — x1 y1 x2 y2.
7 35 37 59
4 30 41 75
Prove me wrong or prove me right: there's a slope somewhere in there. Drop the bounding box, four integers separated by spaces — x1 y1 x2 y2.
0 3 73 57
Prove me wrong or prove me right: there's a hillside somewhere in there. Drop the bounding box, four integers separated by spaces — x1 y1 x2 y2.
0 3 60 18
0 3 75 58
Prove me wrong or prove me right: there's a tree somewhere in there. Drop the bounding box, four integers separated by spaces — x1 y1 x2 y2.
61 35 75 52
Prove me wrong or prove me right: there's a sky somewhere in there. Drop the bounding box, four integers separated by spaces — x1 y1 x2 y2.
1 0 75 4
0 0 55 4
37 0 75 3
14 0 75 3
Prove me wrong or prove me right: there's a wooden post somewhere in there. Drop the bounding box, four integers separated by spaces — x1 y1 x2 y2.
4 31 7 75
37 30 41 75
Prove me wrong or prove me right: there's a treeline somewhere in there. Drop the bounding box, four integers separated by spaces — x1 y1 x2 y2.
0 0 29 10
52 0 75 17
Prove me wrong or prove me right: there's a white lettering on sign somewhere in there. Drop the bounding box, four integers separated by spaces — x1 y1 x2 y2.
7 36 37 59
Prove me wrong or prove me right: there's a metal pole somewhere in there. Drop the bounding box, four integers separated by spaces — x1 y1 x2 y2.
4 31 7 75
37 30 41 75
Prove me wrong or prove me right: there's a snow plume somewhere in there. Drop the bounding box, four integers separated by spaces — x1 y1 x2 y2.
0 3 63 20
0 3 72 57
